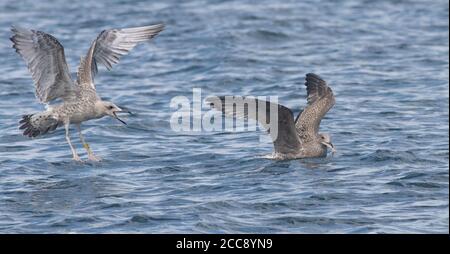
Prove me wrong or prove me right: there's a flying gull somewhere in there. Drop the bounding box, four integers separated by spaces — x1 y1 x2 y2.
207 73 336 159
11 23 164 161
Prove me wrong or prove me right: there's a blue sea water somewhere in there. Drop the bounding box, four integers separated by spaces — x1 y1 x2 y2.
0 0 448 233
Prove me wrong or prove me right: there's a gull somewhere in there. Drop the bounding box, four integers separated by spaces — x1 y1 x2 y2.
11 23 164 161
207 73 336 160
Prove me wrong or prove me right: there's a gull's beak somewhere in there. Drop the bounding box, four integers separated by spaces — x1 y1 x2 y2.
115 106 133 115
112 112 127 125
112 107 128 125
322 142 336 153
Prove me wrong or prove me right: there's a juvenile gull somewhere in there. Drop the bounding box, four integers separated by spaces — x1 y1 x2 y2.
207 73 336 159
11 24 164 161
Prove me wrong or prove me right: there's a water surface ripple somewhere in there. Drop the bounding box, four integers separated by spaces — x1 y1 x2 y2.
0 0 448 233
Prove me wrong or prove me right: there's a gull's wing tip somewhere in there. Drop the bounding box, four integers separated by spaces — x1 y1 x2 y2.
305 73 326 82
10 25 29 33
10 27 21 48
148 22 166 34
10 25 19 32
154 22 165 28
137 22 166 32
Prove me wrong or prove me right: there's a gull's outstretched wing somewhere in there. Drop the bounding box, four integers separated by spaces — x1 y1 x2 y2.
77 23 165 88
10 26 75 103
295 73 335 143
207 96 302 154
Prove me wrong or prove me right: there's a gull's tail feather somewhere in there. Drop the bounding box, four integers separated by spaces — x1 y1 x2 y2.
19 112 59 138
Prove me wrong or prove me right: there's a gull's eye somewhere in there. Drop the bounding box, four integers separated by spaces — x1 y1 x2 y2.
108 106 114 110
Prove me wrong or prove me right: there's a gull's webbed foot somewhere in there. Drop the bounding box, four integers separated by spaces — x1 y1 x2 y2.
72 154 83 162
83 143 102 162
88 153 102 162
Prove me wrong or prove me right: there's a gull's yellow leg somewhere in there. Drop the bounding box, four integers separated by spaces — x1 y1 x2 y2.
76 124 101 162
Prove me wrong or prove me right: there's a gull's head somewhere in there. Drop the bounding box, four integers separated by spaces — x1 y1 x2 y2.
319 133 335 153
96 101 129 125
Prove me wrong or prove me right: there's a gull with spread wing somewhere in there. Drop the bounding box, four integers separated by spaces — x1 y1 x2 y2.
11 23 164 161
207 73 336 160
